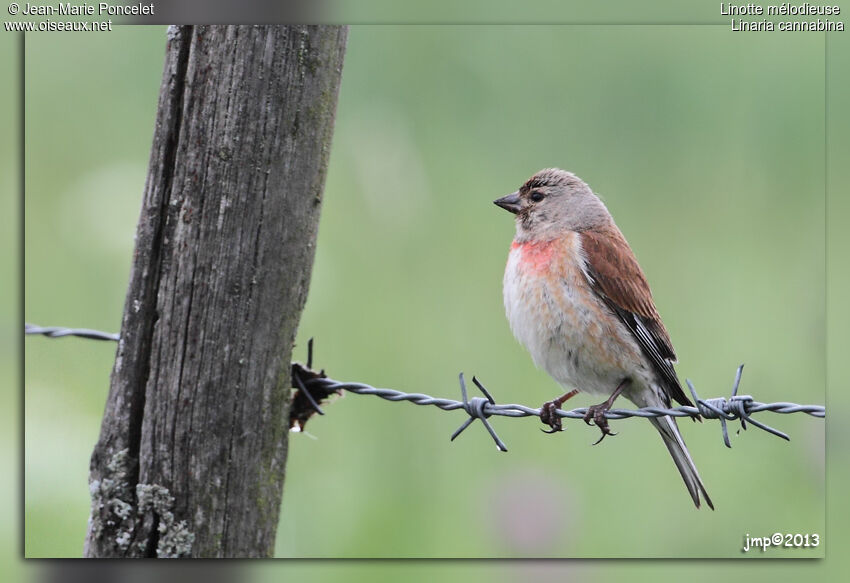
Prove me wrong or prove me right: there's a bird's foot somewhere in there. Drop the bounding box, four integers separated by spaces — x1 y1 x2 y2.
583 403 617 445
582 379 630 445
539 388 579 434
540 400 564 433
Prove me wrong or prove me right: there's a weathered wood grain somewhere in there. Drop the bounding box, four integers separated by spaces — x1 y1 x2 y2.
84 25 347 558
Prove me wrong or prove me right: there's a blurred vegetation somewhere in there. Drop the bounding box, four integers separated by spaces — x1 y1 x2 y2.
17 20 839 578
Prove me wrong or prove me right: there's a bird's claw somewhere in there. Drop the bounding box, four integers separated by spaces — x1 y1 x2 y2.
584 404 617 444
539 400 564 433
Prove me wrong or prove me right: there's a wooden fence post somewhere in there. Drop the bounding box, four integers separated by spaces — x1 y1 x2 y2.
84 25 348 558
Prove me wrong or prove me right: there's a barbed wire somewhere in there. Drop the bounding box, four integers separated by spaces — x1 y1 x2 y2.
26 323 825 452
292 362 824 452
25 323 120 342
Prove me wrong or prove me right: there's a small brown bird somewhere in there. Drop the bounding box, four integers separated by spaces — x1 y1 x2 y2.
495 168 712 509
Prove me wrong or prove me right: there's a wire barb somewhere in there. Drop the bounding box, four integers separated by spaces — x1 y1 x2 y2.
292 362 325 416
685 364 800 447
451 373 507 452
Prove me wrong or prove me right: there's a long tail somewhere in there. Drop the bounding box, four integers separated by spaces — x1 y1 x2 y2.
648 415 714 510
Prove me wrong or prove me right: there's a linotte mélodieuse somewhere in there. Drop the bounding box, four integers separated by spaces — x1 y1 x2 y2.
721 3 843 30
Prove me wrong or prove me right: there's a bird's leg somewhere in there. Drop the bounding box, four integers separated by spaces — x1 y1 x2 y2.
540 389 580 434
584 378 631 444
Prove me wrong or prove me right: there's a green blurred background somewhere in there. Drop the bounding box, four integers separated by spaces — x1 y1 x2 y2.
13 16 846 578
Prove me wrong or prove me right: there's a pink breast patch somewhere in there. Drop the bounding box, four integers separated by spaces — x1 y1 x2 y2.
511 239 557 273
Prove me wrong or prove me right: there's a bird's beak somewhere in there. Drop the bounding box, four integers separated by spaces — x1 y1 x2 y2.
494 191 522 214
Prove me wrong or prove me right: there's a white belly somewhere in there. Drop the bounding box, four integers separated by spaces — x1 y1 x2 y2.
503 245 647 397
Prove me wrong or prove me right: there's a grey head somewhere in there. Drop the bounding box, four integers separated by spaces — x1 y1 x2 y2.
494 168 612 241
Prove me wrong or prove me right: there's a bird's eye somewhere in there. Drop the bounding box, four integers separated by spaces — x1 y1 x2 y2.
530 191 545 202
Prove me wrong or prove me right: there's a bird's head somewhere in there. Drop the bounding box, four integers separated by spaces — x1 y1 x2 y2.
494 168 611 241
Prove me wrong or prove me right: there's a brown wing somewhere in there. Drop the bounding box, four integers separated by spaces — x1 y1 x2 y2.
579 227 693 408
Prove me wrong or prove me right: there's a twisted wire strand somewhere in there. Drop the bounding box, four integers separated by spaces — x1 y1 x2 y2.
296 368 824 451
26 324 825 452
25 323 120 342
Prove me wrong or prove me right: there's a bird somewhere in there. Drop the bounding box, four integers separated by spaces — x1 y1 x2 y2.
494 168 713 509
